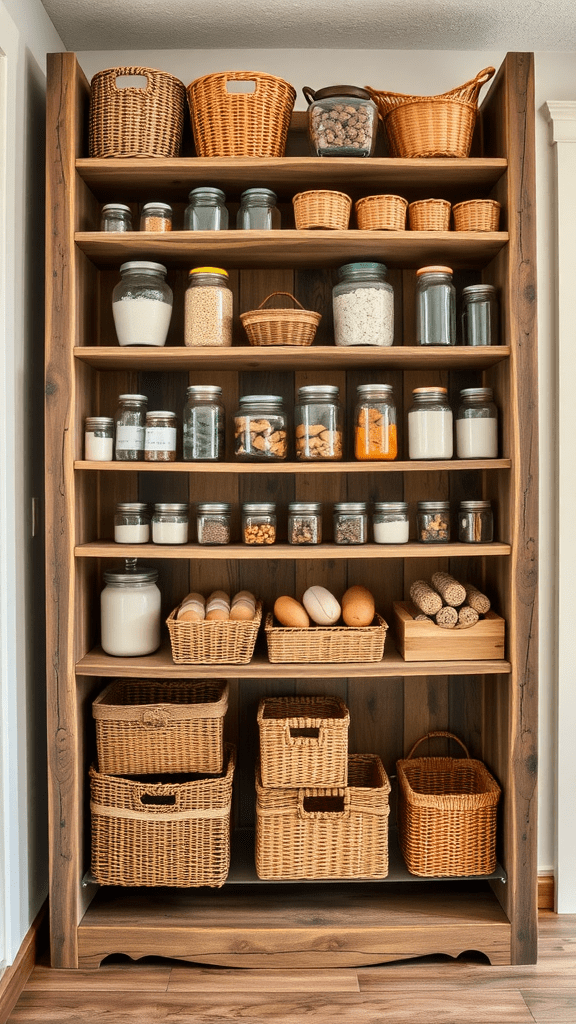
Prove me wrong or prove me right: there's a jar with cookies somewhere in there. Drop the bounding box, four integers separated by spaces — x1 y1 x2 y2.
294 385 343 461
234 395 288 461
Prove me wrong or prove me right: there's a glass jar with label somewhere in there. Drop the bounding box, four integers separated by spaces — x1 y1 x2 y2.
456 387 498 459
114 503 150 544
294 385 343 460
183 385 225 462
151 503 189 545
112 261 173 347
184 187 228 231
333 502 368 544
288 502 322 545
372 502 409 544
84 417 114 461
333 262 394 347
458 500 494 543
184 267 233 348
417 501 451 543
114 393 148 461
100 562 161 656
416 266 456 346
236 189 281 230
462 284 499 346
303 85 378 157
354 383 397 460
242 503 277 545
234 395 287 461
196 503 232 545
140 202 173 231
101 203 132 231
144 411 177 462
408 387 453 460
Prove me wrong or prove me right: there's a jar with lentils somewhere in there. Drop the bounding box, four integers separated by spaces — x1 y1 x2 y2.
144 411 177 462
242 503 277 545
140 202 172 231
185 267 233 348
196 503 232 545
294 385 343 460
234 395 288 461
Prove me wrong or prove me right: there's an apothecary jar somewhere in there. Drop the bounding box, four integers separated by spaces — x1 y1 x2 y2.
234 395 288 461
183 385 225 462
100 562 161 657
294 385 343 460
332 262 394 347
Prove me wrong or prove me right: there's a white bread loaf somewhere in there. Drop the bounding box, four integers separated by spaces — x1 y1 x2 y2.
206 590 230 621
302 585 341 626
341 585 375 627
274 595 309 628
177 592 205 622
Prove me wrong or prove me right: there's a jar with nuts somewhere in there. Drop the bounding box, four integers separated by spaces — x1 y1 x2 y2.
294 385 343 461
417 500 451 543
242 503 277 545
234 395 288 461
303 85 378 158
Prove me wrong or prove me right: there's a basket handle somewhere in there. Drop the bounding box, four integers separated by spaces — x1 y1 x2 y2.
406 731 470 760
140 708 170 729
448 66 495 103
131 782 182 813
302 86 317 107
102 67 157 97
284 722 326 747
256 291 305 311
297 789 350 819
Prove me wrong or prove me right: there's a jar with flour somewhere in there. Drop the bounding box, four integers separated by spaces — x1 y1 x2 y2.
100 562 161 656
112 262 172 347
332 262 394 346
408 387 453 460
456 387 498 458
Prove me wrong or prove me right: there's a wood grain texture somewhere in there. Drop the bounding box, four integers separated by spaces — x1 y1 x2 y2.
0 904 47 1023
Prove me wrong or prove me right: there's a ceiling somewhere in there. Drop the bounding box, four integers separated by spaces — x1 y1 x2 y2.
38 0 576 51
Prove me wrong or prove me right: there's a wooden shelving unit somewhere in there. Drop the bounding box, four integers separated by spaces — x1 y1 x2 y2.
45 52 538 969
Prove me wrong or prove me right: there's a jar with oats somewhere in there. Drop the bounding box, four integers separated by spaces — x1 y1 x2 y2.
184 267 233 347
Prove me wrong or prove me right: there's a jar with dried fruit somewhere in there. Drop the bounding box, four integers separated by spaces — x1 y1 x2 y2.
234 395 287 461
417 500 451 543
294 385 343 460
242 503 277 545
354 383 397 460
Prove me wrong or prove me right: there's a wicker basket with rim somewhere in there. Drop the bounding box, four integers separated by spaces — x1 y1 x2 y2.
167 602 262 665
453 199 501 232
265 612 387 664
92 679 229 776
409 199 451 231
89 66 186 158
240 292 322 347
187 71 296 157
255 753 391 880
90 743 236 888
366 66 495 158
293 190 352 230
257 695 350 788
355 194 408 230
397 731 501 877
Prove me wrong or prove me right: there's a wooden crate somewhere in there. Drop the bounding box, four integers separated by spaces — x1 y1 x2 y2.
393 602 505 662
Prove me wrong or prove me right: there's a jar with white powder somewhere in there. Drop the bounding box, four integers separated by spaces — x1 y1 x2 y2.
112 262 173 347
372 502 409 544
456 387 498 459
408 387 453 460
151 504 189 544
84 417 114 461
185 267 233 347
100 562 161 657
114 503 150 544
332 262 394 347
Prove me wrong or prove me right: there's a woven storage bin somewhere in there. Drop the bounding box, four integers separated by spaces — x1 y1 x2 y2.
167 603 261 665
90 743 236 887
89 66 186 158
409 199 451 231
366 66 495 158
397 732 501 877
240 292 322 347
293 190 352 230
93 679 229 776
453 199 501 232
355 194 408 230
187 71 296 157
255 753 391 880
257 695 350 788
265 612 387 664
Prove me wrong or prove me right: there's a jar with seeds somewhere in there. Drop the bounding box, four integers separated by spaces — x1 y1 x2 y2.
144 411 177 462
184 267 233 347
333 502 368 544
140 202 172 231
196 503 232 545
288 502 322 545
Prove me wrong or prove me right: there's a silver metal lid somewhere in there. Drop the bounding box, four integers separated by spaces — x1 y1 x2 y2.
417 501 450 510
118 394 148 403
239 394 284 406
459 387 494 399
119 261 167 275
115 502 150 512
186 385 222 397
462 284 496 295
102 203 131 214
103 565 158 585
297 385 340 400
337 261 388 279
153 503 189 513
85 416 113 427
145 410 176 420
373 502 408 512
141 202 172 214
333 502 367 513
196 502 232 513
459 500 492 510
288 502 322 513
356 384 394 399
242 503 276 514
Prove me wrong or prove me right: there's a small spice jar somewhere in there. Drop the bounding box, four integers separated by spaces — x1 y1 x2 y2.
408 387 453 460
416 266 456 346
184 187 228 231
196 502 232 545
333 502 368 544
112 261 173 348
303 85 378 157
354 383 397 460
144 411 177 462
114 503 150 544
100 561 161 657
294 385 343 460
288 502 322 545
183 385 225 462
236 188 281 230
242 503 277 545
333 262 394 347
184 267 233 348
114 393 148 461
458 500 494 543
100 203 132 232
234 395 288 461
372 502 409 544
151 503 189 545
456 387 498 459
417 500 451 543
462 284 499 346
84 416 114 461
140 202 173 231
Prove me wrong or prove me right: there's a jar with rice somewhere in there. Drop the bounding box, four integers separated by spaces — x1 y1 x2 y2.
184 266 233 347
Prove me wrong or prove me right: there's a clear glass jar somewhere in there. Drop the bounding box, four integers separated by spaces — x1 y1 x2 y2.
140 202 173 231
303 85 378 157
462 284 499 346
100 562 161 656
287 502 322 545
354 383 397 460
333 502 368 544
182 385 225 462
151 503 189 545
184 187 228 231
114 393 148 461
114 503 150 544
196 502 232 545
456 387 498 459
236 189 280 230
144 411 177 462
294 385 343 461
332 262 394 347
372 502 409 544
408 387 453 460
101 203 132 231
242 502 277 545
84 416 114 461
417 501 451 543
112 261 173 347
416 265 456 346
234 395 287 461
458 500 494 543
184 267 233 348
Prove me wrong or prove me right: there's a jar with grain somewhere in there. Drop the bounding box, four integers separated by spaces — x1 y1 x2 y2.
372 502 409 544
184 187 228 230
354 383 397 460
236 188 280 230
287 502 322 545
112 262 173 347
242 503 277 545
139 202 172 231
333 262 394 347
100 203 132 232
196 502 232 545
458 500 494 543
144 411 177 462
151 503 189 544
84 417 114 461
333 502 368 544
462 284 499 346
114 503 150 544
183 385 225 462
456 387 498 459
185 267 233 348
100 562 161 657
416 266 456 346
294 385 343 461
234 395 287 461
408 387 453 460
114 393 148 461
303 85 378 157
417 501 451 543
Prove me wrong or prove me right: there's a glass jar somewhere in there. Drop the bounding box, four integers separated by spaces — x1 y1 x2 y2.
354 383 397 460
234 395 287 461
287 502 322 545
196 502 232 545
333 502 368 544
372 502 409 544
303 85 378 157
408 387 453 460
242 502 277 545
184 267 233 348
456 387 498 459
458 500 494 543
417 501 451 543
100 203 132 231
100 562 161 656
144 411 177 462
184 187 228 231
140 202 173 231
416 266 456 346
462 284 499 346
112 261 172 347
236 189 280 230
151 503 189 545
114 393 148 461
183 385 225 462
114 503 150 544
84 416 114 461
294 385 343 461
332 262 394 347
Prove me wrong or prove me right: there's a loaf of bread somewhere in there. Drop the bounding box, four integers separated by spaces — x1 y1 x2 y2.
230 590 257 621
177 592 205 622
302 585 341 626
341 585 375 627
274 595 309 628
206 590 230 621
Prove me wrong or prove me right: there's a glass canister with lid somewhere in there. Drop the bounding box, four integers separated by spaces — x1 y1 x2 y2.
196 502 232 545
417 501 451 543
458 500 494 542
184 187 228 230
333 502 368 544
236 189 281 230
408 387 453 460
303 85 378 157
416 265 456 346
183 385 225 462
456 387 498 459
354 383 398 460
151 503 189 544
288 502 322 545
294 385 343 460
101 203 132 231
84 416 114 461
100 561 161 656
234 395 288 461
144 410 178 462
462 284 499 346
372 502 409 544
332 262 394 347
114 393 148 461
242 502 277 545
114 503 151 544
112 261 173 347
184 266 233 348
139 202 173 231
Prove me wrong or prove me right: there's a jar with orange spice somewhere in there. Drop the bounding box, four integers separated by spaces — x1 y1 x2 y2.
354 384 397 460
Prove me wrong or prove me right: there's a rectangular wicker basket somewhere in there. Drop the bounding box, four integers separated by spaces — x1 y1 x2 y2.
265 612 387 664
257 695 350 788
255 753 391 880
167 603 261 664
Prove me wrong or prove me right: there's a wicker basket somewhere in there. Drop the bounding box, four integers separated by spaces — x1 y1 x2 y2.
366 67 495 158
265 612 387 664
355 194 408 230
93 679 229 776
167 603 262 665
453 199 501 232
187 71 296 157
409 199 451 231
240 292 322 347
255 753 390 880
257 695 349 788
293 190 352 230
397 732 501 877
90 743 236 887
89 66 186 158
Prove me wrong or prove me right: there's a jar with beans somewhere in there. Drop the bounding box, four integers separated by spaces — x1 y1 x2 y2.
332 262 394 347
184 267 233 348
234 395 288 461
333 502 368 544
303 85 378 157
183 385 225 462
354 383 397 460
242 503 277 545
196 503 232 545
294 385 343 460
288 502 322 545
144 411 177 462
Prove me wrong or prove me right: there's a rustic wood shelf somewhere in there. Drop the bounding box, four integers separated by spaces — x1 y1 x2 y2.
74 458 512 474
75 540 512 559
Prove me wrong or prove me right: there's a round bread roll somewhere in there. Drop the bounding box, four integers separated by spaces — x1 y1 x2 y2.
232 590 256 605
274 595 309 628
206 590 230 621
341 585 375 627
302 585 341 626
230 591 257 621
177 592 206 622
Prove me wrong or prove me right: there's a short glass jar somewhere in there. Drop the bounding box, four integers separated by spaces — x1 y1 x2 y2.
287 502 322 545
417 501 451 543
114 503 150 544
101 203 132 231
416 266 456 346
112 261 173 348
242 502 277 545
140 202 172 231
114 393 148 461
333 262 394 347
234 395 288 461
303 85 378 157
294 385 343 461
151 503 189 545
456 387 498 459
408 387 453 460
354 383 397 460
458 500 494 543
372 502 409 544
462 284 499 346
196 502 232 545
333 502 368 544
100 562 161 657
184 187 228 231
144 411 177 462
183 385 225 462
236 189 280 230
184 267 233 348
85 416 114 461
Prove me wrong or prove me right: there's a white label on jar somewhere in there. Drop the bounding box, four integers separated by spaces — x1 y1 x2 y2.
152 520 189 544
408 409 453 460
373 519 409 543
84 432 113 461
115 425 145 451
114 523 150 543
112 297 172 347
456 417 498 459
145 426 176 451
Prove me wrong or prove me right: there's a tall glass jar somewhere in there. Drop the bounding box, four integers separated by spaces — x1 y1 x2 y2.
234 395 287 461
101 203 132 231
114 503 150 544
84 416 114 461
184 267 233 348
417 501 451 543
184 187 228 230
372 502 409 544
333 502 368 544
303 84 378 158
112 261 173 347
183 385 225 462
196 503 232 545
294 385 343 460
408 387 453 460
332 262 394 347
456 387 498 459
114 393 148 461
236 189 280 230
458 500 494 543
354 383 397 460
100 563 161 656
462 284 499 346
242 503 277 545
288 502 322 545
144 411 177 462
140 202 172 231
151 503 189 544
416 266 456 346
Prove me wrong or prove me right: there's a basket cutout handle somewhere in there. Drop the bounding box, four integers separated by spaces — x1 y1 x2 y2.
102 67 156 97
140 792 176 807
140 708 170 730
298 789 350 819
257 291 305 311
131 782 182 812
406 731 470 760
284 722 326 747
225 79 256 94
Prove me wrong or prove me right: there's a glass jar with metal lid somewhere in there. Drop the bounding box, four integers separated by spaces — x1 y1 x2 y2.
354 383 397 460
100 561 161 657
184 187 228 231
458 500 494 543
456 387 498 459
332 262 394 347
183 385 225 462
462 284 499 346
234 395 287 461
242 502 277 545
372 502 409 544
236 189 280 230
151 503 189 545
84 416 114 461
140 202 173 231
416 266 456 346
100 203 132 232
196 502 232 545
114 503 150 544
333 502 368 544
184 266 233 348
288 502 323 545
294 385 343 460
408 387 453 460
303 85 378 157
114 393 148 461
144 411 177 462
417 501 451 543
112 261 172 347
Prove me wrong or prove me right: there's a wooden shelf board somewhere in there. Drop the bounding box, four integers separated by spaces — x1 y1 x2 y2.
75 540 511 559
74 458 512 474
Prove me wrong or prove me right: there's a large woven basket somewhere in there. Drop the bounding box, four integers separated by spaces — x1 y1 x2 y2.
187 71 296 157
397 732 501 877
366 67 495 158
453 199 501 231
265 612 387 664
89 66 186 158
355 194 408 230
293 190 352 230
257 695 349 788
240 292 322 347
409 199 451 231
92 679 229 775
90 743 236 887
255 753 391 880
167 603 262 665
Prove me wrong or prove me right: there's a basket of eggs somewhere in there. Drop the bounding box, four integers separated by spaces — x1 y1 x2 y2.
167 589 261 664
265 585 387 664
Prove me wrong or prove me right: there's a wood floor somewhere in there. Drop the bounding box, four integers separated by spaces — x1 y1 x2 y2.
6 912 575 1023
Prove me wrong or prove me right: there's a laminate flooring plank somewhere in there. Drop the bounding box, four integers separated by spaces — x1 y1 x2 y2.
358 961 576 990
167 966 360 992
23 964 171 991
520 991 576 1022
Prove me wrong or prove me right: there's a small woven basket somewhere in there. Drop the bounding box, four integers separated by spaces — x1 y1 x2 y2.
167 603 262 665
293 190 352 230
409 199 451 231
187 71 296 157
257 695 350 788
240 292 322 347
397 731 501 877
453 199 501 232
89 66 186 158
355 194 408 230
265 612 387 664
